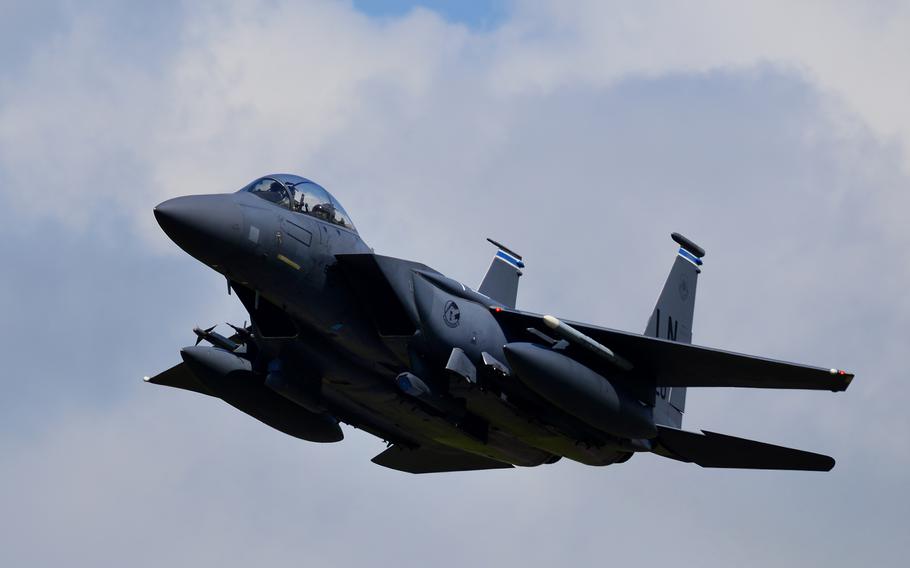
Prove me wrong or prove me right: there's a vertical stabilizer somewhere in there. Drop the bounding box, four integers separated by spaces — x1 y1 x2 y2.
647 232 705 427
479 238 524 308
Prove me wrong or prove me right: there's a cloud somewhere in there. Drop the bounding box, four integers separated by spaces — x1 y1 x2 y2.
3 1 909 240
0 1 908 566
495 1 910 166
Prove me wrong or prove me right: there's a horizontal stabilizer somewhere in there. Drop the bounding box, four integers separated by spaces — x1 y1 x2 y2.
491 308 854 392
372 444 514 474
655 425 835 471
144 362 213 397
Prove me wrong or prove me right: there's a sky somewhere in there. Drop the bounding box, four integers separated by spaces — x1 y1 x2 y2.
1 1 908 566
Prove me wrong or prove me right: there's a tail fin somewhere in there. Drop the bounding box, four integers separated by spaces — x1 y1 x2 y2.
479 238 524 308
647 232 705 428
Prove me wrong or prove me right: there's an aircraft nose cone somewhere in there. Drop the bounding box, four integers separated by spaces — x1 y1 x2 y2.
154 195 244 264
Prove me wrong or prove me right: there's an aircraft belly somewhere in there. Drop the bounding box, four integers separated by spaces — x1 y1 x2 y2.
321 371 551 467
449 380 632 466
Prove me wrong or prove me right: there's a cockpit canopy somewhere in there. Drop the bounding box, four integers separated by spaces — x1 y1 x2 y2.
240 174 356 232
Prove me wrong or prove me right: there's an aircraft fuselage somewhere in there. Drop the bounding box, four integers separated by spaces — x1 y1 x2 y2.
155 184 640 467
150 174 851 473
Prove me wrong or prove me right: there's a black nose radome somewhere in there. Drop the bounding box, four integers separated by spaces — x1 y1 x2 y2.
154 195 244 264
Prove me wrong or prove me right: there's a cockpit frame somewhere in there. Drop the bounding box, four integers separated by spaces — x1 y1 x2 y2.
240 174 357 233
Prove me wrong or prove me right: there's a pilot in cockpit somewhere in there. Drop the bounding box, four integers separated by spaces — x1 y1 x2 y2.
242 175 356 232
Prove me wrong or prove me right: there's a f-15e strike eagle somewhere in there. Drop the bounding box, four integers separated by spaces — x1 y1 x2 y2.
147 174 854 473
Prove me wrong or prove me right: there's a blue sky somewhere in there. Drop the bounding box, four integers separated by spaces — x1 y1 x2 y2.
353 0 508 28
1 1 909 566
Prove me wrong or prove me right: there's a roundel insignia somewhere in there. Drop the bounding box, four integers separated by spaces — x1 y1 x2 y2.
443 300 461 328
678 277 690 301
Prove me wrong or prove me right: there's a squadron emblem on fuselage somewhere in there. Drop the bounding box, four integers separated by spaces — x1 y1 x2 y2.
443 300 461 328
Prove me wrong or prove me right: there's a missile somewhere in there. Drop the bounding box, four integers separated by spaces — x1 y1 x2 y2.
226 322 253 343
193 325 239 352
542 315 633 371
396 372 432 397
395 372 464 416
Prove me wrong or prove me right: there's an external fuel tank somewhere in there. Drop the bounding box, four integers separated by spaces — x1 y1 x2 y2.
503 342 656 439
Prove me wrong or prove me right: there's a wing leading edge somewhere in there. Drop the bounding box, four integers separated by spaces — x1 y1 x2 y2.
491 308 854 392
144 362 213 396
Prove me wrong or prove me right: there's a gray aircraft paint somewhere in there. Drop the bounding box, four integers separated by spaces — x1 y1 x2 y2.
148 174 854 473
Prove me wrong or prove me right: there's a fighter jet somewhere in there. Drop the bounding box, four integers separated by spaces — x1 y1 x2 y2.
147 174 854 473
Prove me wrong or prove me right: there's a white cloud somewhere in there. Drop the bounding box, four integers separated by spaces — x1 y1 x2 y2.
1 388 903 567
2 1 909 230
495 1 910 165
2 0 908 247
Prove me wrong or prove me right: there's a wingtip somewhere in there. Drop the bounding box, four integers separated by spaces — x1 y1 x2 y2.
828 368 855 391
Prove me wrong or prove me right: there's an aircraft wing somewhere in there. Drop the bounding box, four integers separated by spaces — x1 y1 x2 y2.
655 425 835 471
144 362 214 397
372 444 514 474
491 308 854 392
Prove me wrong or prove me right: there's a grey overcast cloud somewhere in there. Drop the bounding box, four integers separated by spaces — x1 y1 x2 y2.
1 1 908 566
